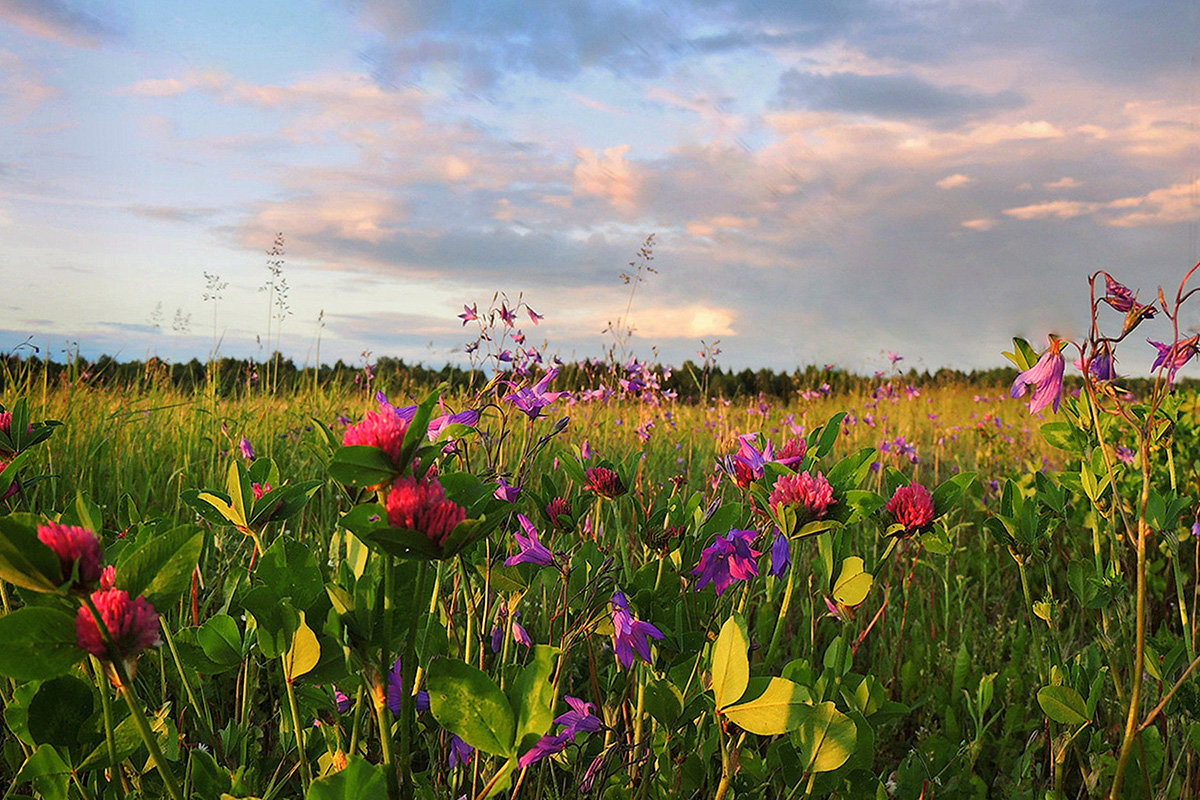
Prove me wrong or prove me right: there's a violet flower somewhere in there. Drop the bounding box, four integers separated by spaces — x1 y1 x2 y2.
1011 337 1065 414
1148 335 1200 384
692 529 761 596
494 477 521 502
505 368 564 420
769 531 791 579
609 592 664 669
504 514 555 567
459 303 478 325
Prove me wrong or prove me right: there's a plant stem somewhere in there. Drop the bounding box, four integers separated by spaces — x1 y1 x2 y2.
283 666 313 791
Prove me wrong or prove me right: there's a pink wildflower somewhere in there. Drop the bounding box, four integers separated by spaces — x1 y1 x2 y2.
886 483 936 535
769 471 835 522
343 409 411 467
37 522 103 591
385 475 466 546
76 589 161 662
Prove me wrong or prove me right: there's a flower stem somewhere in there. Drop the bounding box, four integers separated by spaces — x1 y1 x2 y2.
283 665 313 791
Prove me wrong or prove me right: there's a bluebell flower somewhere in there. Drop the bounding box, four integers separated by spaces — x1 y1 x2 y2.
609 592 663 669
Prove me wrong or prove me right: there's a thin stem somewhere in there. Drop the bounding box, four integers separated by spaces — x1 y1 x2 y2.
284 666 313 791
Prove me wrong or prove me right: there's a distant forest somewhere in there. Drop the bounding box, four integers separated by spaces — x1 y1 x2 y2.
0 350 1078 403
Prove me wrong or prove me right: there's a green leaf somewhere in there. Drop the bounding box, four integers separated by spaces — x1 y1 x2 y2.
305 758 389 800
509 645 558 752
712 614 750 710
832 557 872 607
329 445 398 488
77 711 142 771
194 491 247 529
14 743 71 787
427 657 516 757
197 614 244 669
794 701 857 773
257 537 325 611
814 412 847 458
1040 422 1080 452
0 513 62 593
28 676 94 747
1036 685 1089 725
283 614 321 683
0 607 83 680
116 524 203 608
242 585 299 659
190 748 233 798
644 678 684 725
722 677 811 735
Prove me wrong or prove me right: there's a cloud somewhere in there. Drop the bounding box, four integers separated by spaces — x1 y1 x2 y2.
961 218 996 232
937 174 972 189
1004 181 1200 227
774 69 1024 123
0 50 59 121
573 146 640 213
0 0 120 47
1044 177 1081 189
126 205 220 224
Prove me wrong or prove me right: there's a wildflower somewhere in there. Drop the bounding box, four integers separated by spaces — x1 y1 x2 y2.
777 437 807 468
504 514 555 567
1115 446 1136 465
1010 337 1065 414
512 612 532 647
505 368 565 420
459 303 478 325
448 735 474 770
38 522 102 591
769 531 791 579
385 657 430 715
239 437 255 460
555 696 603 737
518 731 573 767
545 497 574 531
1192 521 1200 539
498 304 517 326
385 476 466 547
252 482 272 500
609 592 663 669
343 409 411 467
527 306 543 324
717 434 772 487
1101 274 1139 313
580 753 607 793
494 477 520 503
427 408 480 440
770 471 836 523
1148 336 1200 384
99 565 116 591
586 466 626 499
886 483 936 535
76 589 161 664
692 529 762 596
1077 342 1117 382
335 689 352 714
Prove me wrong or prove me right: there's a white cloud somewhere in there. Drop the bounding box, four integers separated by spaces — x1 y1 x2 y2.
574 145 640 213
937 173 973 189
961 218 996 231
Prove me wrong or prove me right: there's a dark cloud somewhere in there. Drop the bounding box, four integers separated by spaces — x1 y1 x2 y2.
774 69 1025 123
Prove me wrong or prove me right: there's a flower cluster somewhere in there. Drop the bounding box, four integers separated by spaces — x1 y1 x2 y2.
887 483 936 535
37 522 102 591
385 475 466 546
769 471 835 523
343 409 411 467
76 589 161 664
585 467 626 499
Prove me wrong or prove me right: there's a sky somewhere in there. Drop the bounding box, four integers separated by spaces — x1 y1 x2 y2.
1 0 1199 376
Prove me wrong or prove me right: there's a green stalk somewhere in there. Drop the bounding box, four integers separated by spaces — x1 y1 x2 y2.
81 594 184 800
713 718 733 800
90 655 127 800
160 621 217 751
348 684 367 757
283 665 313 791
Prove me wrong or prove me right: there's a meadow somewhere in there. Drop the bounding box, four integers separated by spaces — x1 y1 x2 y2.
1 272 1200 799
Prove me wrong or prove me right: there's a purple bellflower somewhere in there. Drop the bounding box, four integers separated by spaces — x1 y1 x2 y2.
692 529 762 596
448 734 474 769
459 304 478 325
505 368 565 420
518 696 602 768
1011 337 1065 414
769 531 791 579
494 476 521 503
609 592 664 669
1148 335 1200 384
504 514 555 567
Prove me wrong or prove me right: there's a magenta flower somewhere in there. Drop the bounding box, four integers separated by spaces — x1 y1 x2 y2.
527 306 543 325
1149 335 1200 384
385 476 466 547
769 471 836 524
504 514 555 567
1010 337 1065 414
1115 446 1136 465
512 612 532 647
692 529 761 596
459 303 478 325
518 731 573 768
343 409 411 468
545 497 574 531
76 589 161 663
886 483 936 535
498 304 517 326
38 522 102 591
335 690 352 714
493 477 520 503
609 592 664 669
585 466 626 499
239 437 255 460
1102 274 1138 313
448 734 474 770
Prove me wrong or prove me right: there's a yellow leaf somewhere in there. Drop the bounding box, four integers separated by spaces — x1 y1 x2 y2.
283 613 320 683
833 557 873 607
711 614 750 710
722 677 812 735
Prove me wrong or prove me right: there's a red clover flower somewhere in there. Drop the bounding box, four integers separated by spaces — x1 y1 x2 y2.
37 522 102 592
